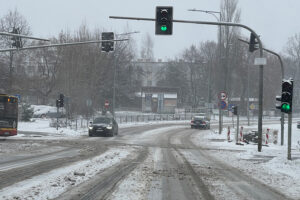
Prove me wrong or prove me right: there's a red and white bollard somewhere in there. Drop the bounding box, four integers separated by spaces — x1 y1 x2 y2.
240 126 244 142
266 128 270 144
227 126 230 141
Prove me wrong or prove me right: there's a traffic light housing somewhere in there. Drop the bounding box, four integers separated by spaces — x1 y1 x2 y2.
101 32 114 52
280 79 293 113
155 6 173 35
11 27 22 48
249 33 258 53
232 106 238 115
59 94 64 107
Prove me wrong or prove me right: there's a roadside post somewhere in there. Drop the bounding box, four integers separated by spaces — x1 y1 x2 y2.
219 92 227 134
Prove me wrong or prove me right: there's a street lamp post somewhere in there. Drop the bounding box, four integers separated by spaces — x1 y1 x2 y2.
188 9 223 133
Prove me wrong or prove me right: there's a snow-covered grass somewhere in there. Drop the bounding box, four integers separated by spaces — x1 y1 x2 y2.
18 118 87 137
192 123 300 199
0 147 135 200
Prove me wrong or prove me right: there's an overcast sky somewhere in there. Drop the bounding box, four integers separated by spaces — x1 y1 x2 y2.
0 0 299 60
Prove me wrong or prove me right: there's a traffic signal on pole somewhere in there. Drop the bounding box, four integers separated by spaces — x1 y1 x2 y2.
155 6 173 35
56 99 60 107
101 32 114 52
232 106 238 115
249 33 258 53
11 27 22 48
280 79 293 113
59 94 64 107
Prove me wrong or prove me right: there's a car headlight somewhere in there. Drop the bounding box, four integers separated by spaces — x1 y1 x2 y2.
88 126 93 130
106 125 112 129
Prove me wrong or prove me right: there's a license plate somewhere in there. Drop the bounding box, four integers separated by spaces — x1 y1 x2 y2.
4 132 10 135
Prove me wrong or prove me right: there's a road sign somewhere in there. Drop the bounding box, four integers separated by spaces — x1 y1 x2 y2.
105 100 109 108
228 104 234 111
220 100 227 110
254 57 267 65
250 103 255 110
219 92 227 100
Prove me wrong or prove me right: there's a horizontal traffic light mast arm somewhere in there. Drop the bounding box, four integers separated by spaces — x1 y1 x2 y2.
0 32 50 42
0 39 128 52
238 38 284 79
109 16 263 52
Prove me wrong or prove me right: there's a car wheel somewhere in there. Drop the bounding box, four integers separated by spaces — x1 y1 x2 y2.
88 132 93 137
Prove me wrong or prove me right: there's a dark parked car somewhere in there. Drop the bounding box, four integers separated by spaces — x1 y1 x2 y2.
191 116 210 129
88 116 118 137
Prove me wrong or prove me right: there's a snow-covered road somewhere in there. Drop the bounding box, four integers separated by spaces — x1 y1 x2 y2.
0 121 299 200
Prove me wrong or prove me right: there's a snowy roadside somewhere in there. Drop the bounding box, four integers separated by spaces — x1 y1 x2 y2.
191 124 300 199
17 118 189 138
0 147 136 200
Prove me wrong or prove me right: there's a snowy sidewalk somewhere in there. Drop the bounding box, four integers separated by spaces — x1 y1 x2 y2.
191 124 300 199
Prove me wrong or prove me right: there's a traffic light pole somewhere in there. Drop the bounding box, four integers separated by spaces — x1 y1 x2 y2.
238 38 285 146
112 55 117 118
110 16 265 152
0 39 129 53
0 32 50 42
288 113 292 160
236 111 239 144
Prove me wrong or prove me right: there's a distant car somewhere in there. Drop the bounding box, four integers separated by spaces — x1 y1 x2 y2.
88 116 118 137
297 121 300 129
191 116 210 129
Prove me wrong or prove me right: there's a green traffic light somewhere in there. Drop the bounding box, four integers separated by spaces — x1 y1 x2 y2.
282 103 291 111
161 25 167 31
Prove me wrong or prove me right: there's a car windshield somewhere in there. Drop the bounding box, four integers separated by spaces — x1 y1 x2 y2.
93 117 111 124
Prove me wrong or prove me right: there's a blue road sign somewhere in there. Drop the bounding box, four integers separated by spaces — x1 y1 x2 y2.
228 104 234 111
220 100 227 110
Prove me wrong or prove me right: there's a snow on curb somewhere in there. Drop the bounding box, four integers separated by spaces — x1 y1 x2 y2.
0 147 135 200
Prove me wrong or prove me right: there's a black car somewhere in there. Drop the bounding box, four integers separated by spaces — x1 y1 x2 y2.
191 116 210 129
88 116 118 137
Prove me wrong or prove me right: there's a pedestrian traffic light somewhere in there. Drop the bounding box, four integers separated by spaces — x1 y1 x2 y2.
155 6 173 35
249 33 258 53
101 32 114 52
11 27 22 48
280 79 293 113
59 94 64 107
232 106 238 115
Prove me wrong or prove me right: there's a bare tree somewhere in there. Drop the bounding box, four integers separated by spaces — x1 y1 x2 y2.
0 9 31 93
220 0 241 93
140 33 154 61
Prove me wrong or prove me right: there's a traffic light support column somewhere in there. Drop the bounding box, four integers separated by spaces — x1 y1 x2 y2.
236 112 239 144
288 113 292 160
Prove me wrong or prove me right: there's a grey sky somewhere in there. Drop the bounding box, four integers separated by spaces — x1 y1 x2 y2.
1 0 299 60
